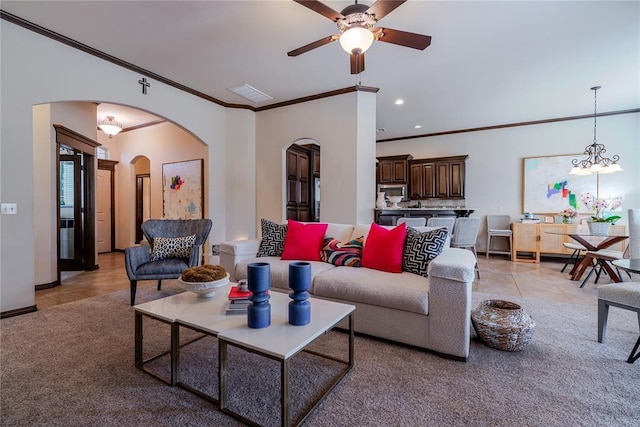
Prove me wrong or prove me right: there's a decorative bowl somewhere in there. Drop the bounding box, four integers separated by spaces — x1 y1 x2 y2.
178 273 230 298
387 196 403 208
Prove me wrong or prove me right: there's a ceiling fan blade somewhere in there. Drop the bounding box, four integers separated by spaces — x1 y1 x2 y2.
350 52 365 74
366 0 407 21
374 27 432 50
287 35 339 57
293 0 344 22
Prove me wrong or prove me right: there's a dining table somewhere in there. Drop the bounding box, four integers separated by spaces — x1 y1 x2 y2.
545 229 629 283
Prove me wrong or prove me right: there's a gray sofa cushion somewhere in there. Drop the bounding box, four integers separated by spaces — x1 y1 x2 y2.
234 257 336 292
313 267 429 315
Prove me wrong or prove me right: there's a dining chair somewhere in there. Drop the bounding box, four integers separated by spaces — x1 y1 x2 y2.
451 217 481 278
485 215 512 259
561 242 587 273
580 209 638 288
396 217 426 227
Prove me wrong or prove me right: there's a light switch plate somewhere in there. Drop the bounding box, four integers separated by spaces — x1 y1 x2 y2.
1 203 17 215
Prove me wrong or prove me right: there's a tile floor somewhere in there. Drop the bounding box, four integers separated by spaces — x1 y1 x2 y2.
35 251 636 310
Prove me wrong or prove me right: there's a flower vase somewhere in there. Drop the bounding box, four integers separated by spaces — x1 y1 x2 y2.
288 262 311 326
376 192 386 209
587 221 611 236
247 262 271 328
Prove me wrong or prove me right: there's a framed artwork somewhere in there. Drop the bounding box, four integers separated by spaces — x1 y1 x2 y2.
544 216 554 224
162 159 204 219
522 154 597 214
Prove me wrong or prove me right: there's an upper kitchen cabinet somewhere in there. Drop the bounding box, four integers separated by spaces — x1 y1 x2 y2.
409 155 468 199
377 155 413 184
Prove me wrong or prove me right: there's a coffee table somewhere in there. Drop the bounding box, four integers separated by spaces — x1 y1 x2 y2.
134 285 355 426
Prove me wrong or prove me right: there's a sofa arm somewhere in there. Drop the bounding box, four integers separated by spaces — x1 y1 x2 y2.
220 239 261 281
426 248 476 360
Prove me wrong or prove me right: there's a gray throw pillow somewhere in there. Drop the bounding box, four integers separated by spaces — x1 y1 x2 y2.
257 218 288 257
402 227 448 277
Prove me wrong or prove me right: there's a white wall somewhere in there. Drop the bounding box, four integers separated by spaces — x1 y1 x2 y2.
255 91 377 229
0 21 246 312
376 113 640 252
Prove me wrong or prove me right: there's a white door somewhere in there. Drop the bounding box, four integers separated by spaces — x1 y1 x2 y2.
96 169 112 253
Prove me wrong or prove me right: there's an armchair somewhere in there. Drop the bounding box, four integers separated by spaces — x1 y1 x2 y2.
125 219 212 305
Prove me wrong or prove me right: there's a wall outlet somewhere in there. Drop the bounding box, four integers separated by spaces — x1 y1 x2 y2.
211 244 220 255
1 203 17 215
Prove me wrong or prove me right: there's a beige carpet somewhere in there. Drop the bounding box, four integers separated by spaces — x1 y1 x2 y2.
1 284 639 426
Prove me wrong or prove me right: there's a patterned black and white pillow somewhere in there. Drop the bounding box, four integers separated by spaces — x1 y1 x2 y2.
257 218 288 257
150 234 196 261
402 227 448 277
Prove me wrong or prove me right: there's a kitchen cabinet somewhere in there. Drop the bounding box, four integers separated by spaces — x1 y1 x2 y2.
409 162 435 199
409 155 467 199
377 155 412 184
511 223 627 263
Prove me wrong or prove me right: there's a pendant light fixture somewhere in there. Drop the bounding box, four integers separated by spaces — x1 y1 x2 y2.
570 86 623 175
98 116 123 138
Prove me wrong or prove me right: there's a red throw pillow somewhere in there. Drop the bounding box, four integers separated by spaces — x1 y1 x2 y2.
281 219 329 261
361 223 407 273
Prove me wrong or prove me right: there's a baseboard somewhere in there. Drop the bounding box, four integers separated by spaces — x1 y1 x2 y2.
35 281 60 291
1 305 37 319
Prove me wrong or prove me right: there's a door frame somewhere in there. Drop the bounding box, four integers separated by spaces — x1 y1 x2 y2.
135 173 150 244
54 125 99 282
98 159 118 252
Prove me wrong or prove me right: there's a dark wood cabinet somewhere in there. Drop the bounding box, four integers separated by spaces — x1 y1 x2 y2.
409 155 467 199
377 155 412 184
409 162 435 199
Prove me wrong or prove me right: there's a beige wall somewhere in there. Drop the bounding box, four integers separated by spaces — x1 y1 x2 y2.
255 91 377 229
376 113 640 252
1 21 237 311
99 122 208 250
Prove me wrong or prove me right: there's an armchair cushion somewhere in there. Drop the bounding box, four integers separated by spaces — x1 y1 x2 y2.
150 234 196 261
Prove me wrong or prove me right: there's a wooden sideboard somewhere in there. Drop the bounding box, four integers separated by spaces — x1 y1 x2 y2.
511 223 627 263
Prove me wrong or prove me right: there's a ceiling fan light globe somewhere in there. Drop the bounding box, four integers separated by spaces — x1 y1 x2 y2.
339 26 374 55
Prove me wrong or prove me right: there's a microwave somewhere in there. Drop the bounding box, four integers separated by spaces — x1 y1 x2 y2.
377 184 407 200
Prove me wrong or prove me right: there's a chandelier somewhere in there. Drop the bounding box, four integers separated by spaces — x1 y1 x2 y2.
98 116 123 138
570 86 623 175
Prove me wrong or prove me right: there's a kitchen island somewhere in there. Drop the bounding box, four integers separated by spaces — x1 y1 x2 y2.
375 208 475 226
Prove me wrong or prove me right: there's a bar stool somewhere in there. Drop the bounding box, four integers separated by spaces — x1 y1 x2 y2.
486 215 512 259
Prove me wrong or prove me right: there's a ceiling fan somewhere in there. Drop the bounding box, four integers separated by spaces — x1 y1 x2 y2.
287 0 432 74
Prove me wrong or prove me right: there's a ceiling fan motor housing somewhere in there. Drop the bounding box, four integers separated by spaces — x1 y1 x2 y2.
337 4 376 33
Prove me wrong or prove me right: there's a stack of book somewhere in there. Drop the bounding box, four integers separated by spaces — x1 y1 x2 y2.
225 285 252 315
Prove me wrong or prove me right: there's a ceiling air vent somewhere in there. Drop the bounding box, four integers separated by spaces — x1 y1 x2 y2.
227 84 273 103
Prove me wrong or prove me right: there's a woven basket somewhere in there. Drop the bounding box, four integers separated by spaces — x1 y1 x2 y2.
471 300 536 352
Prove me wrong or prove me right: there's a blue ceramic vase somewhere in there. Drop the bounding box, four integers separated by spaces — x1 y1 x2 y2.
288 262 311 325
247 262 271 328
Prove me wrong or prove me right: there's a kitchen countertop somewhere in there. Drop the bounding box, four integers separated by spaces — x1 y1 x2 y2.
375 207 475 211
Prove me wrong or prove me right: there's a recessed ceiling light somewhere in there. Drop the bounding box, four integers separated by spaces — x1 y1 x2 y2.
414 125 422 129
394 99 404 105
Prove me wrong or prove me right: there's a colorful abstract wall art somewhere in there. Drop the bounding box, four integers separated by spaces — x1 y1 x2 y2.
522 154 597 214
162 159 204 219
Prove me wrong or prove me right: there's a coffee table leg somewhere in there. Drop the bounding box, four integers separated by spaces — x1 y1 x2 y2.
219 339 228 410
171 323 179 386
281 359 290 427
135 312 143 368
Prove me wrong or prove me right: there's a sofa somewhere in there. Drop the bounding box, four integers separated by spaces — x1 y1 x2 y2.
220 222 477 360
